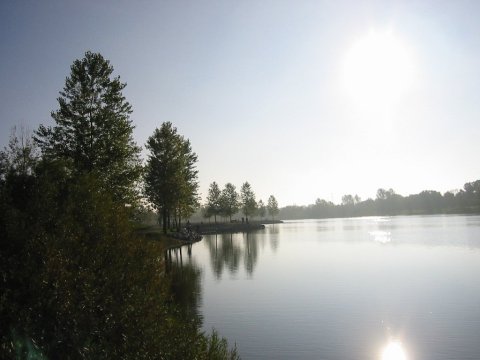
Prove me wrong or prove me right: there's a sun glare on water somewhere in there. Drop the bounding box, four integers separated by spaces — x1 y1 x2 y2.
343 30 414 110
381 341 408 360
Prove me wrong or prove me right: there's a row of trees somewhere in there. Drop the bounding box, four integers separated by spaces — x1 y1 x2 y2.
204 181 279 223
280 183 480 219
1 51 237 359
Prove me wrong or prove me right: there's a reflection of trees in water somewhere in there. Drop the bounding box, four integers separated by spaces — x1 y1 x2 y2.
165 247 203 325
268 225 280 252
222 233 242 274
205 234 242 279
243 232 258 276
204 232 269 278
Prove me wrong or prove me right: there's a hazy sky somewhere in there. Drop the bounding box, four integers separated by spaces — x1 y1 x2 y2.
1 1 479 206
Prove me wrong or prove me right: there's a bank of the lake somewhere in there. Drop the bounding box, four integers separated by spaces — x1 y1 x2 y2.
136 220 283 239
135 224 201 250
192 220 283 235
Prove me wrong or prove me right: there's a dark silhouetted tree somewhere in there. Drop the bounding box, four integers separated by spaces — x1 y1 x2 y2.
35 51 142 205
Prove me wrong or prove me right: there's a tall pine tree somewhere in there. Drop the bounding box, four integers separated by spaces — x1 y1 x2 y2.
35 51 142 205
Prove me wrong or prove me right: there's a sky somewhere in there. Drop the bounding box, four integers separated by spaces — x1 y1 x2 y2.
1 0 479 206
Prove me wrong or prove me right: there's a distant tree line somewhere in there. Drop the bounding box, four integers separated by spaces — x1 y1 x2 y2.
280 184 480 219
203 181 279 223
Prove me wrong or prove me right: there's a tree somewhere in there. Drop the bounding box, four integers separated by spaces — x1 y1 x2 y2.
0 129 40 221
201 205 213 223
220 183 239 222
464 180 480 204
341 194 354 206
257 199 266 219
206 182 222 223
144 122 199 233
267 195 279 221
34 51 142 205
0 126 39 180
174 138 200 225
376 188 388 200
240 182 257 222
0 157 238 359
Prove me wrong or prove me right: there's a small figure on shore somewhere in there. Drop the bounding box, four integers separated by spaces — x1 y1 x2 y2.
242 217 244 223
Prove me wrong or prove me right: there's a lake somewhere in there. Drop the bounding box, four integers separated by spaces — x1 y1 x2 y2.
178 215 480 359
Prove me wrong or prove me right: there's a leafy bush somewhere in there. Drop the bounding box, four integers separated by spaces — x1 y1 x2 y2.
0 161 239 359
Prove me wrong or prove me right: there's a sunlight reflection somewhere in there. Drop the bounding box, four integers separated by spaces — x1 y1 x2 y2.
369 231 391 243
373 216 391 223
381 341 408 360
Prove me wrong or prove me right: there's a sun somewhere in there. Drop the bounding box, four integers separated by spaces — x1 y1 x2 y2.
343 30 414 110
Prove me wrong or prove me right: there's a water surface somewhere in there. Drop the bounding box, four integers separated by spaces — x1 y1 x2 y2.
183 215 480 359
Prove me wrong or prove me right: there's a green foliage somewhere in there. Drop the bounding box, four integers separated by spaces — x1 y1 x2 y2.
2 165 159 358
144 122 199 233
0 160 238 359
34 51 142 205
267 195 279 220
198 330 240 360
240 182 257 221
256 199 266 219
220 183 239 222
206 182 222 223
0 126 39 180
2 53 238 359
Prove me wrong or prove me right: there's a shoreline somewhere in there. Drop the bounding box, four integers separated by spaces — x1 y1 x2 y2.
136 220 283 249
190 219 283 235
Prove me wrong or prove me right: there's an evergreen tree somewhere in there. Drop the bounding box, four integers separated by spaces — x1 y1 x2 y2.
34 51 142 205
144 122 199 233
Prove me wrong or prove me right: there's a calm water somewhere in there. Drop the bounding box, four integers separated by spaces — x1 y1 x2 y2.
182 215 480 359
